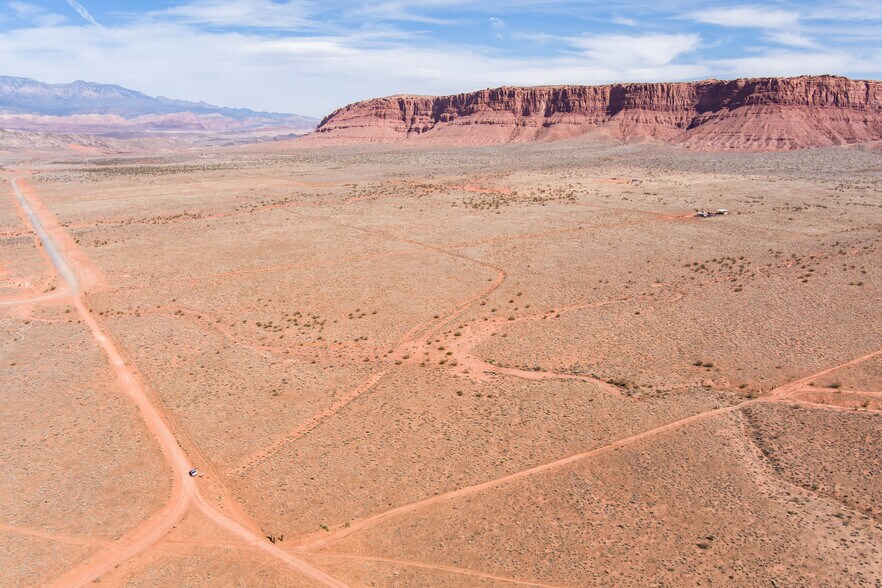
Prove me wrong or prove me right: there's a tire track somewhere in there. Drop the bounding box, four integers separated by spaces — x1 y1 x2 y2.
295 346 882 552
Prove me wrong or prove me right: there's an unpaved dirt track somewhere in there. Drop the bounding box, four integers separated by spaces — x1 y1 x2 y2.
298 346 882 552
1 176 74 307
319 552 572 588
7 166 880 586
770 348 882 400
297 401 759 551
51 297 195 588
9 176 79 293
0 523 112 548
7 176 349 588
0 287 70 307
231 368 392 477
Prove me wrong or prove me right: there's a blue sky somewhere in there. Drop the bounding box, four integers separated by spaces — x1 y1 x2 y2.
1 1 881 117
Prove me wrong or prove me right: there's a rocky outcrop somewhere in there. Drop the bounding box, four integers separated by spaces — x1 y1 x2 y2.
309 76 882 150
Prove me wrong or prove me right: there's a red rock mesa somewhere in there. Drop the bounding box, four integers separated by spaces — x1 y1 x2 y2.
309 75 882 150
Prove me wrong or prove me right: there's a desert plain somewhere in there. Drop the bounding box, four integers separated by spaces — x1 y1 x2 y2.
1 138 881 587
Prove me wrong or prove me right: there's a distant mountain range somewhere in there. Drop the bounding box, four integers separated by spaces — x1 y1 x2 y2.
0 76 318 136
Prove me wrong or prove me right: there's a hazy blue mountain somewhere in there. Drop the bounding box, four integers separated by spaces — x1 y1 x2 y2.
0 76 318 131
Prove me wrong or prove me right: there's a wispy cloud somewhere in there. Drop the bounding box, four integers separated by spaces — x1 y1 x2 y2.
807 0 882 22
713 49 872 78
611 16 638 27
689 6 799 29
569 33 701 68
687 5 826 52
766 31 816 49
8 1 66 27
150 0 313 30
0 1 879 117
65 0 101 27
349 1 465 25
0 23 712 116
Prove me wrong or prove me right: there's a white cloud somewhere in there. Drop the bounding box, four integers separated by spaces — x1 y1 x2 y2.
569 33 702 68
489 16 505 39
65 0 101 27
766 31 816 48
712 50 874 79
691 6 800 29
8 1 66 27
342 1 464 25
807 1 882 22
0 24 712 117
0 1 879 118
150 0 312 30
611 16 638 27
246 37 357 57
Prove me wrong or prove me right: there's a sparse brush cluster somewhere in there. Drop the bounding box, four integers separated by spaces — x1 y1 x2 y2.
231 195 300 214
765 237 875 285
683 255 753 291
344 180 442 203
461 185 578 210
73 161 241 179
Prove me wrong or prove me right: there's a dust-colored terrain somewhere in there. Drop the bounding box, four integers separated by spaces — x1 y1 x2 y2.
1 139 880 586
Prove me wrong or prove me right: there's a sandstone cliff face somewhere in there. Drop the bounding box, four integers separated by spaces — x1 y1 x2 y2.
310 76 882 150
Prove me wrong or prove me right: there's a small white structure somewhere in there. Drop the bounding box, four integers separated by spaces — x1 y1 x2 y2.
695 209 729 218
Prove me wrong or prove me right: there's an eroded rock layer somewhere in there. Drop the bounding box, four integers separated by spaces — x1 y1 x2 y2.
310 76 882 150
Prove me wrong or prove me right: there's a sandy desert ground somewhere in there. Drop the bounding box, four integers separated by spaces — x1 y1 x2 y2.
1 138 881 586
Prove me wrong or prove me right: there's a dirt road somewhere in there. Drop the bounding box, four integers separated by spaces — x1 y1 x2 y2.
9 176 79 293
297 346 882 552
7 169 879 586
6 176 348 588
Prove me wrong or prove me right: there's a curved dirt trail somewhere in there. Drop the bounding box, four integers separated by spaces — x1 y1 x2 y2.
51 297 196 588
0 287 70 307
7 177 348 588
298 346 882 552
768 348 882 400
227 228 511 477
11 171 880 585
0 523 113 548
9 173 196 586
297 400 756 552
319 552 571 588
784 398 882 415
191 493 348 587
231 368 391 477
796 387 882 398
